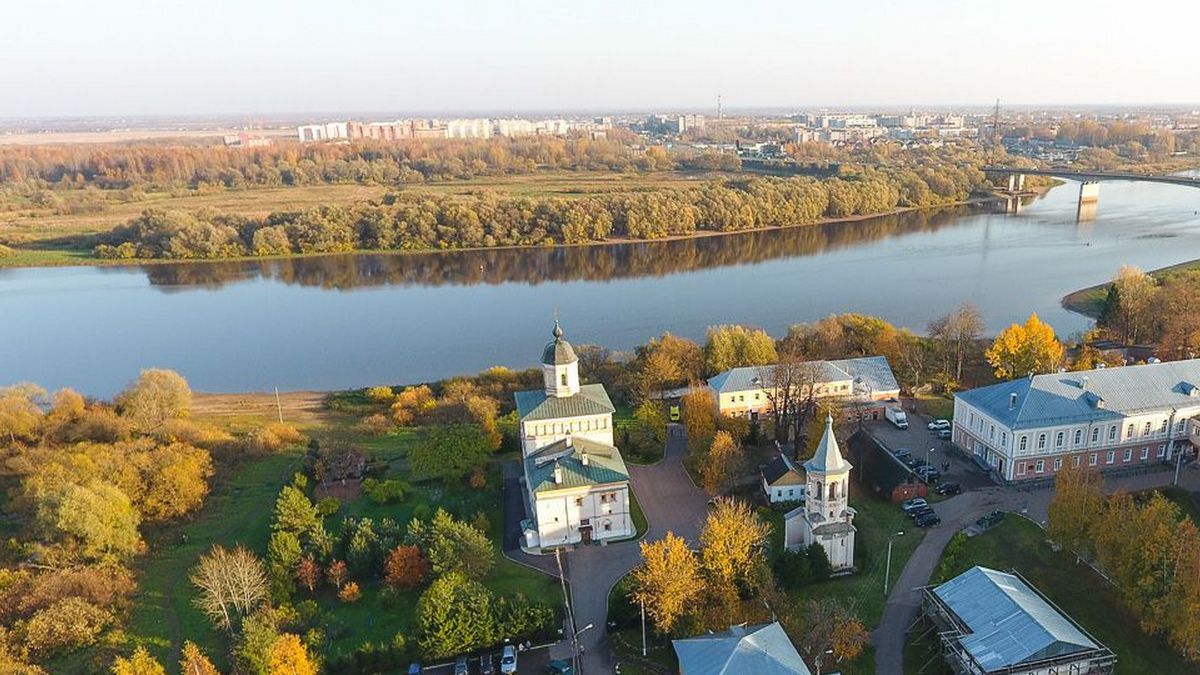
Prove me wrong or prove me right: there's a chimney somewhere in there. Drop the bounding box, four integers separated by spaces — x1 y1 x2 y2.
581 452 589 467
553 461 563 484
1009 392 1018 410
1081 376 1090 390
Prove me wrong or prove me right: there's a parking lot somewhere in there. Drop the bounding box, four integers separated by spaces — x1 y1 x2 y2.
862 415 994 493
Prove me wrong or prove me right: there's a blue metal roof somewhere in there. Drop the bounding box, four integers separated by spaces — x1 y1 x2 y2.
707 356 899 396
933 566 1100 671
673 622 812 675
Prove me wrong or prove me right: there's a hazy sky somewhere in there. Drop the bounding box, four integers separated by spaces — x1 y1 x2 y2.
5 0 1198 117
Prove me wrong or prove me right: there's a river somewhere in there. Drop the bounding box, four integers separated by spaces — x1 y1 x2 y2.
2 177 1198 396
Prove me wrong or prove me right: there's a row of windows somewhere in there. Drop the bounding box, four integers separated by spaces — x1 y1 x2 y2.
573 491 621 507
725 382 852 405
530 417 608 436
1011 419 1186 453
1014 444 1167 476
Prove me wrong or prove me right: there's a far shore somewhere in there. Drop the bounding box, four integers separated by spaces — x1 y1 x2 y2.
0 194 1002 271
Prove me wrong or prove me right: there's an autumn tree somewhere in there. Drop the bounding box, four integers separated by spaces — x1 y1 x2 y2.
1046 463 1105 556
0 383 46 445
266 634 318 675
701 431 742 496
629 399 667 457
406 509 493 580
759 357 821 443
1107 265 1157 344
408 424 493 483
631 532 704 634
634 333 704 400
326 560 348 590
784 598 869 666
33 480 143 563
416 572 499 659
115 369 192 430
295 557 321 593
985 313 1064 379
704 324 778 374
179 641 220 675
699 498 770 591
681 386 718 458
927 303 984 384
111 646 166 675
1157 272 1200 359
385 544 430 589
191 544 270 632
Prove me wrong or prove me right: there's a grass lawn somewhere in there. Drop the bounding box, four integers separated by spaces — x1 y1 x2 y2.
910 394 953 422
123 411 561 669
911 516 1194 675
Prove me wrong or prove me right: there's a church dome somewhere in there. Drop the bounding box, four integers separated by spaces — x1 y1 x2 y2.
541 320 578 365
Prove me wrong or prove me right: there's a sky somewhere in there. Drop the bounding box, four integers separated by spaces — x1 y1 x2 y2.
4 0 1199 117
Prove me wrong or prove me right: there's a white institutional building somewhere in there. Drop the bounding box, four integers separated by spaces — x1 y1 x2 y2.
515 322 634 550
784 414 857 571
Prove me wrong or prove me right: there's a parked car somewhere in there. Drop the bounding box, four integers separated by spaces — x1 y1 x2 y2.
917 466 941 481
901 497 928 514
911 457 928 468
927 419 951 431
500 646 518 674
669 405 681 422
454 656 469 675
909 506 935 520
976 510 1006 529
886 406 909 429
894 448 912 459
935 482 961 496
479 653 497 675
936 429 952 440
915 511 941 527
406 664 422 675
546 660 575 674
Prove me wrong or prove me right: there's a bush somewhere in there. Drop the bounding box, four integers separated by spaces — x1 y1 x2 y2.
0 243 13 258
338 582 361 603
365 386 396 403
315 497 340 517
362 478 410 505
22 597 112 656
357 413 393 436
248 422 305 453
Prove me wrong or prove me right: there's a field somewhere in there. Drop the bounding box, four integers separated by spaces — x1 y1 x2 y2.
120 393 562 671
904 517 1193 675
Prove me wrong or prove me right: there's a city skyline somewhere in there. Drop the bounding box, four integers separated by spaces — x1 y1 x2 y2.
5 0 1199 117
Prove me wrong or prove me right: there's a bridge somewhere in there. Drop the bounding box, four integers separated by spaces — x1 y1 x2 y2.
982 166 1199 219
982 166 1200 188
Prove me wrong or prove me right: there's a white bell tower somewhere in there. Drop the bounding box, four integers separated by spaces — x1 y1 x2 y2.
542 320 580 398
804 413 851 520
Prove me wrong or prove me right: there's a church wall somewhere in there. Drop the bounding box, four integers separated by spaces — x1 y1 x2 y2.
520 414 614 456
533 483 633 548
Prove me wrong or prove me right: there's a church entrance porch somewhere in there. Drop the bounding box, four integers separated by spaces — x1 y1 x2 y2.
579 521 593 544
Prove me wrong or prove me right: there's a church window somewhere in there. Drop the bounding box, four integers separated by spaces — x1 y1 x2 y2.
574 497 583 507
603 521 612 531
561 372 568 386
829 482 838 500
814 482 823 500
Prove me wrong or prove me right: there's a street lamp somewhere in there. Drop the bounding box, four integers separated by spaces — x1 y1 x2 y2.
814 648 835 675
883 531 905 596
925 446 937 483
571 623 595 673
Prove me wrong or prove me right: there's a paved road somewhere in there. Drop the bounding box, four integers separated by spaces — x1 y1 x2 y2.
870 422 1196 673
501 425 709 674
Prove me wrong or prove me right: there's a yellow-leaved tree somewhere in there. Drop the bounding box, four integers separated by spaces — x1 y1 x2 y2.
266 634 318 675
631 532 703 634
985 313 1064 379
1046 463 1105 557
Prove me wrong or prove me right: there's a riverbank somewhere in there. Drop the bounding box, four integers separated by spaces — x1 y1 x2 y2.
0 192 995 271
1061 258 1200 318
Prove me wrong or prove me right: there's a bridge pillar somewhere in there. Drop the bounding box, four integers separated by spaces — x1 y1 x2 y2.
1077 181 1100 221
1006 174 1026 192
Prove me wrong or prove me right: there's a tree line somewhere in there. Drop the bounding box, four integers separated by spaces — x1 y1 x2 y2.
93 166 986 260
1097 264 1200 359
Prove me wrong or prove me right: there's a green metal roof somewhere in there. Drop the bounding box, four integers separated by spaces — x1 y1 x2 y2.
514 384 615 421
525 437 629 493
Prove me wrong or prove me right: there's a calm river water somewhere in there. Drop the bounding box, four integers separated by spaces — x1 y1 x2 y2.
2 178 1199 396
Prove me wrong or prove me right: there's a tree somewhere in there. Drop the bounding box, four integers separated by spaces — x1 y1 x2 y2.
785 598 869 666
134 441 214 521
681 386 718 458
408 509 494 580
326 560 349 590
704 325 778 374
295 557 321 593
1108 265 1157 344
985 313 1064 379
629 399 667 456
35 480 143 563
408 424 493 482
115 369 192 429
634 333 704 400
0 383 45 445
267 531 303 597
806 542 832 581
631 532 704 634
1047 463 1105 556
701 431 742 496
179 641 220 675
385 544 430 589
416 572 499 659
191 544 270 632
272 486 320 538
111 647 166 675
927 303 983 384
699 498 770 592
1157 272 1200 360
759 357 821 444
266 634 318 675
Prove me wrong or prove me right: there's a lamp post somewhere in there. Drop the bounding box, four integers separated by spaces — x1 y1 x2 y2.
883 531 905 596
572 623 594 674
814 648 835 675
925 446 937 483
640 598 647 657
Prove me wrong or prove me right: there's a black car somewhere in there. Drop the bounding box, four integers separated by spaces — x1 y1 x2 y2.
915 511 941 527
911 457 928 468
917 467 941 481
894 448 912 459
935 482 961 496
479 653 497 675
909 506 935 520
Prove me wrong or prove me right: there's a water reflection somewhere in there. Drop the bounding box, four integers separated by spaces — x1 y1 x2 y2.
136 205 980 290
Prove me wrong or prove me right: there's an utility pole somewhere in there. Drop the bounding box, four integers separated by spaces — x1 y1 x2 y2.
641 598 647 657
884 531 904 596
555 548 580 673
717 94 723 120
274 386 284 424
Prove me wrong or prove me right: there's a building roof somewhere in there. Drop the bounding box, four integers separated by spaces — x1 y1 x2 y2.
932 566 1102 672
707 356 899 397
541 320 578 366
514 383 615 421
804 414 851 475
956 359 1200 431
762 454 804 486
524 436 629 493
672 622 812 675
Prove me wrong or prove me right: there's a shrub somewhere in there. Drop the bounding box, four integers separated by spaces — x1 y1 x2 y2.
22 597 112 656
384 545 429 590
365 386 396 403
0 244 13 258
357 414 393 435
315 497 340 517
363 478 411 505
248 422 305 453
468 470 487 489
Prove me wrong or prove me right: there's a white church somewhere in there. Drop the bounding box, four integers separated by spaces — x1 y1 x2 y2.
515 321 634 551
784 414 857 572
